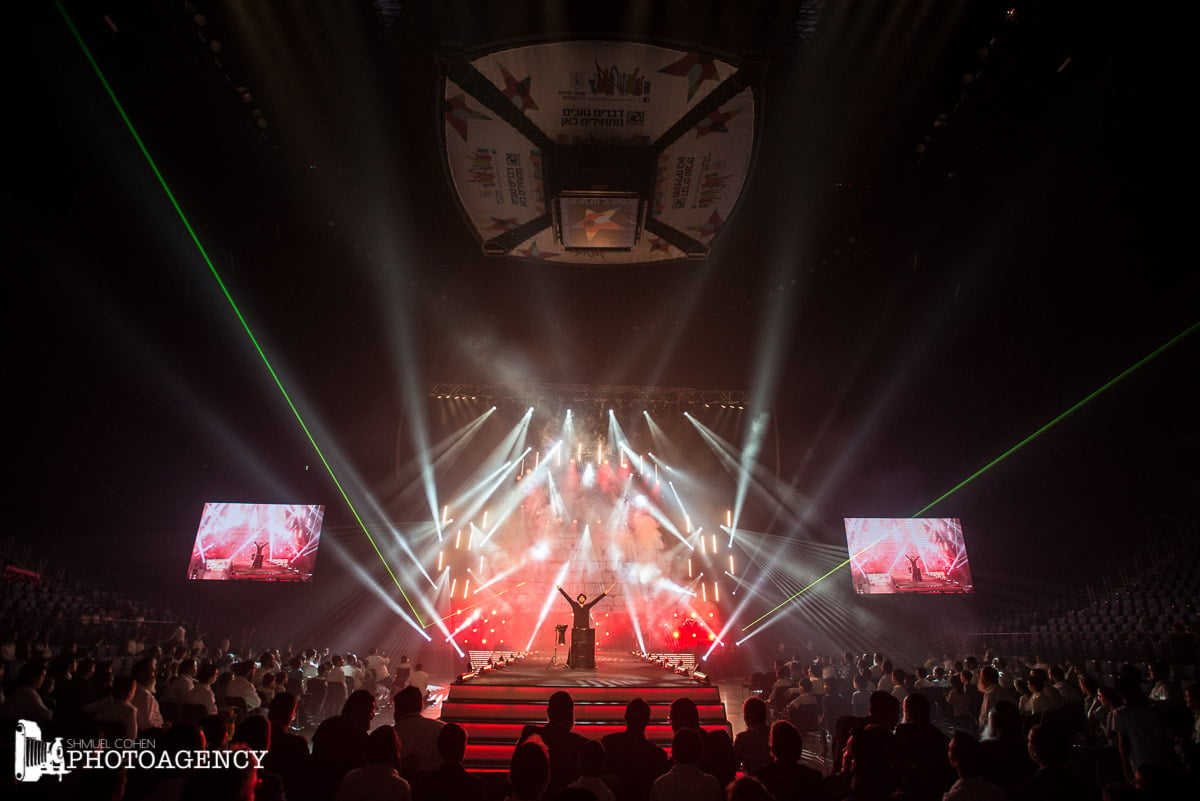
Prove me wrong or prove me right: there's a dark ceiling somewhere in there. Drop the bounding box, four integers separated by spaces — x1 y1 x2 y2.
7 0 1197 597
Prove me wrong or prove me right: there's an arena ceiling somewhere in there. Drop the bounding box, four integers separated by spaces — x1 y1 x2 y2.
9 0 1197 607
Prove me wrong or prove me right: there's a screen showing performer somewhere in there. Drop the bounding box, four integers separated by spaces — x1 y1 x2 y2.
186 502 325 582
844 518 974 595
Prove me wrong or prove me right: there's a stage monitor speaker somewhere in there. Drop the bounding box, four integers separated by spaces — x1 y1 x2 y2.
570 627 596 670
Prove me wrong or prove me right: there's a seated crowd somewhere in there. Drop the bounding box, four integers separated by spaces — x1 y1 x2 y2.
4 562 1200 801
1 634 444 801
3 632 1200 801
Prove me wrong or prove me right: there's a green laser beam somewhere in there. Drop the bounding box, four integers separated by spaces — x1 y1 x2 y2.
912 319 1200 516
743 317 1200 632
56 1 425 628
740 544 873 632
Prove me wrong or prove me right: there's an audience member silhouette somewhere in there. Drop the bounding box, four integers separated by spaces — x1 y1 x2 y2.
649 727 723 801
668 696 736 789
510 737 552 801
519 690 589 796
392 684 445 779
567 739 616 801
411 722 484 801
264 691 312 801
181 760 257 801
312 689 376 799
750 720 823 801
979 700 1036 796
893 691 954 801
1109 675 1174 783
727 775 775 801
733 696 773 775
831 690 901 775
142 721 207 799
1013 723 1098 801
601 697 669 801
232 715 286 801
944 730 1007 801
842 724 901 801
82 672 138 739
335 724 411 801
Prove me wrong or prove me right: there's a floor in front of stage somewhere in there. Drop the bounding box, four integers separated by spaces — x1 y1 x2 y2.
450 652 708 689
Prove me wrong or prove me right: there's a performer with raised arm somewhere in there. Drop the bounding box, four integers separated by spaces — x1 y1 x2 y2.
251 541 267 570
558 584 614 629
557 583 615 669
905 553 922 583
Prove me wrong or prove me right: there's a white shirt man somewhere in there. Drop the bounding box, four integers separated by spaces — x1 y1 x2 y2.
182 666 219 716
343 657 365 687
327 660 348 687
977 668 1018 732
162 661 197 706
366 650 391 681
85 676 139 739
408 664 430 699
226 664 262 711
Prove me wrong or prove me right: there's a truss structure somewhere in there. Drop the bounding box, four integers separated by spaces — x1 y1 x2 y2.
428 382 748 409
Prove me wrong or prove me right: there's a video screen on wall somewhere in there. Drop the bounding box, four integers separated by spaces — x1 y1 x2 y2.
844 517 974 595
186 503 324 582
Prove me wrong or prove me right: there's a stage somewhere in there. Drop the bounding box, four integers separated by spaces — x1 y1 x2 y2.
438 651 731 770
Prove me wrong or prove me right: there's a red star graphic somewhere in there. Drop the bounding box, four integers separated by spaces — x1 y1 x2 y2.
689 210 725 239
489 217 521 231
498 64 539 112
658 53 721 101
445 93 491 141
575 208 622 241
694 106 742 138
649 237 673 253
518 241 559 260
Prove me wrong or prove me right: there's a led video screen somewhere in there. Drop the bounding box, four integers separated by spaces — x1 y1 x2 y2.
186 503 324 582
844 518 974 595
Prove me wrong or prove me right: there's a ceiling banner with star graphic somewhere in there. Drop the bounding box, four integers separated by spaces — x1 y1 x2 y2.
653 86 755 241
474 42 736 143
441 42 756 264
443 78 547 236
